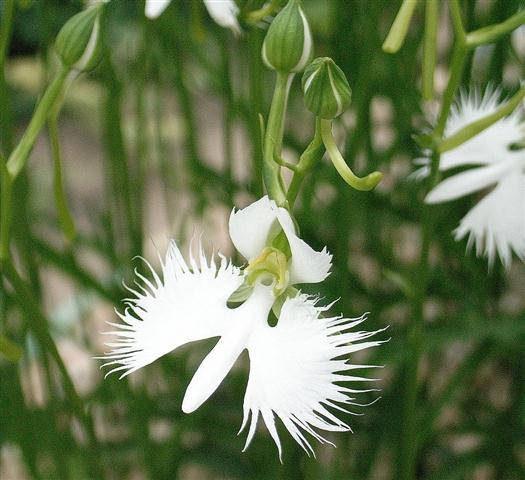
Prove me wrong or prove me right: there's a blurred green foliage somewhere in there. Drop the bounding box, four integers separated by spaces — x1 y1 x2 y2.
1 0 524 479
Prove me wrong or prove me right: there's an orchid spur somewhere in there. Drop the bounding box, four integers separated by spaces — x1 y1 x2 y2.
415 88 525 268
99 196 385 458
145 0 242 35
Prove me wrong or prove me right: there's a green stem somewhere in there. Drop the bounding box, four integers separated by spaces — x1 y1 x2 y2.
286 117 325 209
449 0 466 44
49 115 77 243
382 0 418 54
434 44 468 137
422 0 438 101
0 159 12 261
400 8 470 476
247 29 264 196
263 71 293 206
0 0 15 156
6 64 69 179
467 9 525 47
320 118 382 191
2 260 103 479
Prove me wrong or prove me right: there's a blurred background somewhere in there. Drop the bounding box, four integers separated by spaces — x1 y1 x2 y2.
1 0 524 478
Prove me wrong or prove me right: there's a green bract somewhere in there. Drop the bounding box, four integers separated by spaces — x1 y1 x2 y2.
55 5 103 71
262 0 313 73
302 57 352 119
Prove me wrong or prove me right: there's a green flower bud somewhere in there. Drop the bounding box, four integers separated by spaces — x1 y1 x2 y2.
302 57 352 119
55 5 104 71
262 0 313 73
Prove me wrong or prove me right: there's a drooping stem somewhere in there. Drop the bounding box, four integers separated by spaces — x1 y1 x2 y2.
263 71 293 206
6 64 69 179
320 118 382 191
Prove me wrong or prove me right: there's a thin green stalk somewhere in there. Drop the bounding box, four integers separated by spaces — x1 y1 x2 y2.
467 9 525 47
400 6 470 476
101 57 135 264
221 33 235 204
2 261 103 479
416 342 488 447
48 115 76 243
263 71 293 206
286 118 324 209
449 0 466 44
320 119 382 191
1 65 70 261
422 0 438 100
0 0 15 156
31 235 118 303
382 0 418 53
247 29 264 196
6 64 69 179
0 159 12 261
434 44 468 137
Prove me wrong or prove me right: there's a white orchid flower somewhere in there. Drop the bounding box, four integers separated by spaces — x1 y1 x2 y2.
423 89 525 268
99 196 384 458
145 0 241 35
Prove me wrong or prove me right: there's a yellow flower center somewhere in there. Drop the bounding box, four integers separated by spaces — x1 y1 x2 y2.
245 247 289 296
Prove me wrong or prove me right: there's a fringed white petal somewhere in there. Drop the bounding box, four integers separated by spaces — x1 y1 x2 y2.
145 0 171 19
229 196 280 260
440 88 523 171
274 207 332 284
425 161 511 204
182 285 275 414
203 0 241 35
240 294 385 460
454 172 525 269
98 241 243 378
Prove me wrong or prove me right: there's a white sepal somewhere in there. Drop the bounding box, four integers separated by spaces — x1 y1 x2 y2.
425 161 510 204
98 241 243 378
204 0 241 36
145 0 171 19
240 294 385 460
229 196 279 261
229 195 332 284
274 207 332 284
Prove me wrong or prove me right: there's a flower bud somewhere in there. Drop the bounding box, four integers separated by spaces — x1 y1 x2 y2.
55 5 104 71
302 57 352 119
262 0 313 73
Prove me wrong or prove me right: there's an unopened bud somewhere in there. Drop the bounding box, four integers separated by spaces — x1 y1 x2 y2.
302 57 352 119
262 0 313 73
55 5 104 71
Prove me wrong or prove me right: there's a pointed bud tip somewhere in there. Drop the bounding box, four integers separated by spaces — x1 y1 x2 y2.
55 5 104 71
262 0 313 73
